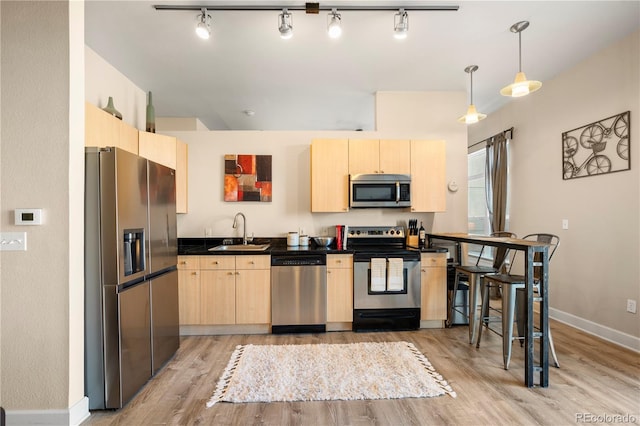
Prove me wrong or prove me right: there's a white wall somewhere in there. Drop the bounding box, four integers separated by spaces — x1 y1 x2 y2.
165 91 468 240
85 46 146 130
1 1 88 423
469 31 640 348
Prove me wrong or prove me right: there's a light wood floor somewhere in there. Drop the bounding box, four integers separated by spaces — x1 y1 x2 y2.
83 320 640 426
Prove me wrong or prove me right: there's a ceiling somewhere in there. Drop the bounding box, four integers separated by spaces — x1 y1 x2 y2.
85 1 640 131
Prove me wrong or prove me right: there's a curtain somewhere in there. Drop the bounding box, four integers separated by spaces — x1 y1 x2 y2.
485 131 509 233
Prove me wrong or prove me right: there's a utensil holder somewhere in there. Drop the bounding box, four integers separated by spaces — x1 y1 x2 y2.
406 235 419 248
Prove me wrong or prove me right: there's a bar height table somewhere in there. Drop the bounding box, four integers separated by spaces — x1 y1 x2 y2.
427 233 550 388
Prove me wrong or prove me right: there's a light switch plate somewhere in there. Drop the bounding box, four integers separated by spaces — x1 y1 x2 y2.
0 232 27 251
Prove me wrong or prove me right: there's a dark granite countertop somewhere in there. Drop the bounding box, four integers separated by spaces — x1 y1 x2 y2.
178 237 353 256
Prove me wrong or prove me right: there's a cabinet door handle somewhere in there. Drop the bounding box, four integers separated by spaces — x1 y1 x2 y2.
336 260 342 263
192 271 198 276
227 271 234 276
235 272 240 275
421 269 426 272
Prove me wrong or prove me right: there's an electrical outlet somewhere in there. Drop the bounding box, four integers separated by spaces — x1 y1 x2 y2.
626 299 637 314
562 219 569 230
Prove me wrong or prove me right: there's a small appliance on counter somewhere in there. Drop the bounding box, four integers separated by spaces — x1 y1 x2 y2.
287 231 299 246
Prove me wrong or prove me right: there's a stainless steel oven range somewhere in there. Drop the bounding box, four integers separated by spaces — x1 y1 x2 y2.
348 226 421 331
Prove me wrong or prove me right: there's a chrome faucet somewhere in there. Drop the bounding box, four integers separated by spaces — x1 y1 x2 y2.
232 212 247 245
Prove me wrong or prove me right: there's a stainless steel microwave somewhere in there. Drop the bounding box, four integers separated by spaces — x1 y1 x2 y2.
349 174 411 208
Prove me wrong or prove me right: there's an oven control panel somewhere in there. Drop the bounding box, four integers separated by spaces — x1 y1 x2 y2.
347 226 405 239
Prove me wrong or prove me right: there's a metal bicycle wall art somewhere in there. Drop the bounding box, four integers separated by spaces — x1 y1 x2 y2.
562 111 630 180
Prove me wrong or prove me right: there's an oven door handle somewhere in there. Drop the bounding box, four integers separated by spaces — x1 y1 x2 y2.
395 181 400 204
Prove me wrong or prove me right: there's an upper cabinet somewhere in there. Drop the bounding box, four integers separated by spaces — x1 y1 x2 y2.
311 139 349 213
138 131 177 170
175 139 189 214
85 102 189 213
410 140 446 212
139 131 189 213
85 102 138 154
310 138 446 213
348 139 410 175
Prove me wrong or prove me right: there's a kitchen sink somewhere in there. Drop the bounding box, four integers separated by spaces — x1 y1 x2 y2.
208 244 271 252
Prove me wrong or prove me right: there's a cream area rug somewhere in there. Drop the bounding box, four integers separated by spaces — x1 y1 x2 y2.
206 341 456 407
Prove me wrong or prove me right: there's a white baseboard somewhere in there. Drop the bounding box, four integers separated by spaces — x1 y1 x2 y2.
5 396 89 426
549 307 640 353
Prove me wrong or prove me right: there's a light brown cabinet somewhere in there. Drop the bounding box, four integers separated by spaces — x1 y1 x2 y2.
85 102 138 154
176 139 188 213
311 138 349 212
177 256 201 325
348 139 411 175
420 252 447 322
178 255 270 326
310 138 445 213
139 131 189 214
138 131 177 170
326 254 353 323
410 140 446 212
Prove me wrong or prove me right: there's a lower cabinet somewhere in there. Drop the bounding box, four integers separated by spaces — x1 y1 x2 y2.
177 256 201 325
177 255 271 326
420 253 447 323
326 254 353 323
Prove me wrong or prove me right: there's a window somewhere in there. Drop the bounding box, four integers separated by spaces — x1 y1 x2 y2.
468 149 490 236
467 142 511 257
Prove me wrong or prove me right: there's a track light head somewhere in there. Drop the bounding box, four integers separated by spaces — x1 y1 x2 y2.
327 9 342 39
195 8 211 39
278 9 293 39
394 9 408 39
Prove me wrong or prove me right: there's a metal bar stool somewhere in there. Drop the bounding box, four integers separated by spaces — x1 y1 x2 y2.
478 233 561 370
446 232 516 345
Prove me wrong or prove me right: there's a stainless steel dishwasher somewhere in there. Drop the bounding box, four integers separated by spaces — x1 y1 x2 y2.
271 253 327 334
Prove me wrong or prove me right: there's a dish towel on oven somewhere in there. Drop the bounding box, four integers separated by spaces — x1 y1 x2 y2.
387 258 404 291
370 258 387 292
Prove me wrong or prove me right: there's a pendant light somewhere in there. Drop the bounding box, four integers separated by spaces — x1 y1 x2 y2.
393 9 409 39
278 8 293 39
327 9 342 39
458 65 486 124
500 21 541 97
195 8 212 39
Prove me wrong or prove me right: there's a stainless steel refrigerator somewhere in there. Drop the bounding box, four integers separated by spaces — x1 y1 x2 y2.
84 147 179 410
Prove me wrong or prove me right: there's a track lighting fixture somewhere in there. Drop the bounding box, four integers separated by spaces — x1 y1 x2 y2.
500 21 542 97
156 4 459 41
195 8 212 39
327 9 342 39
278 8 293 39
393 9 409 39
458 65 486 124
